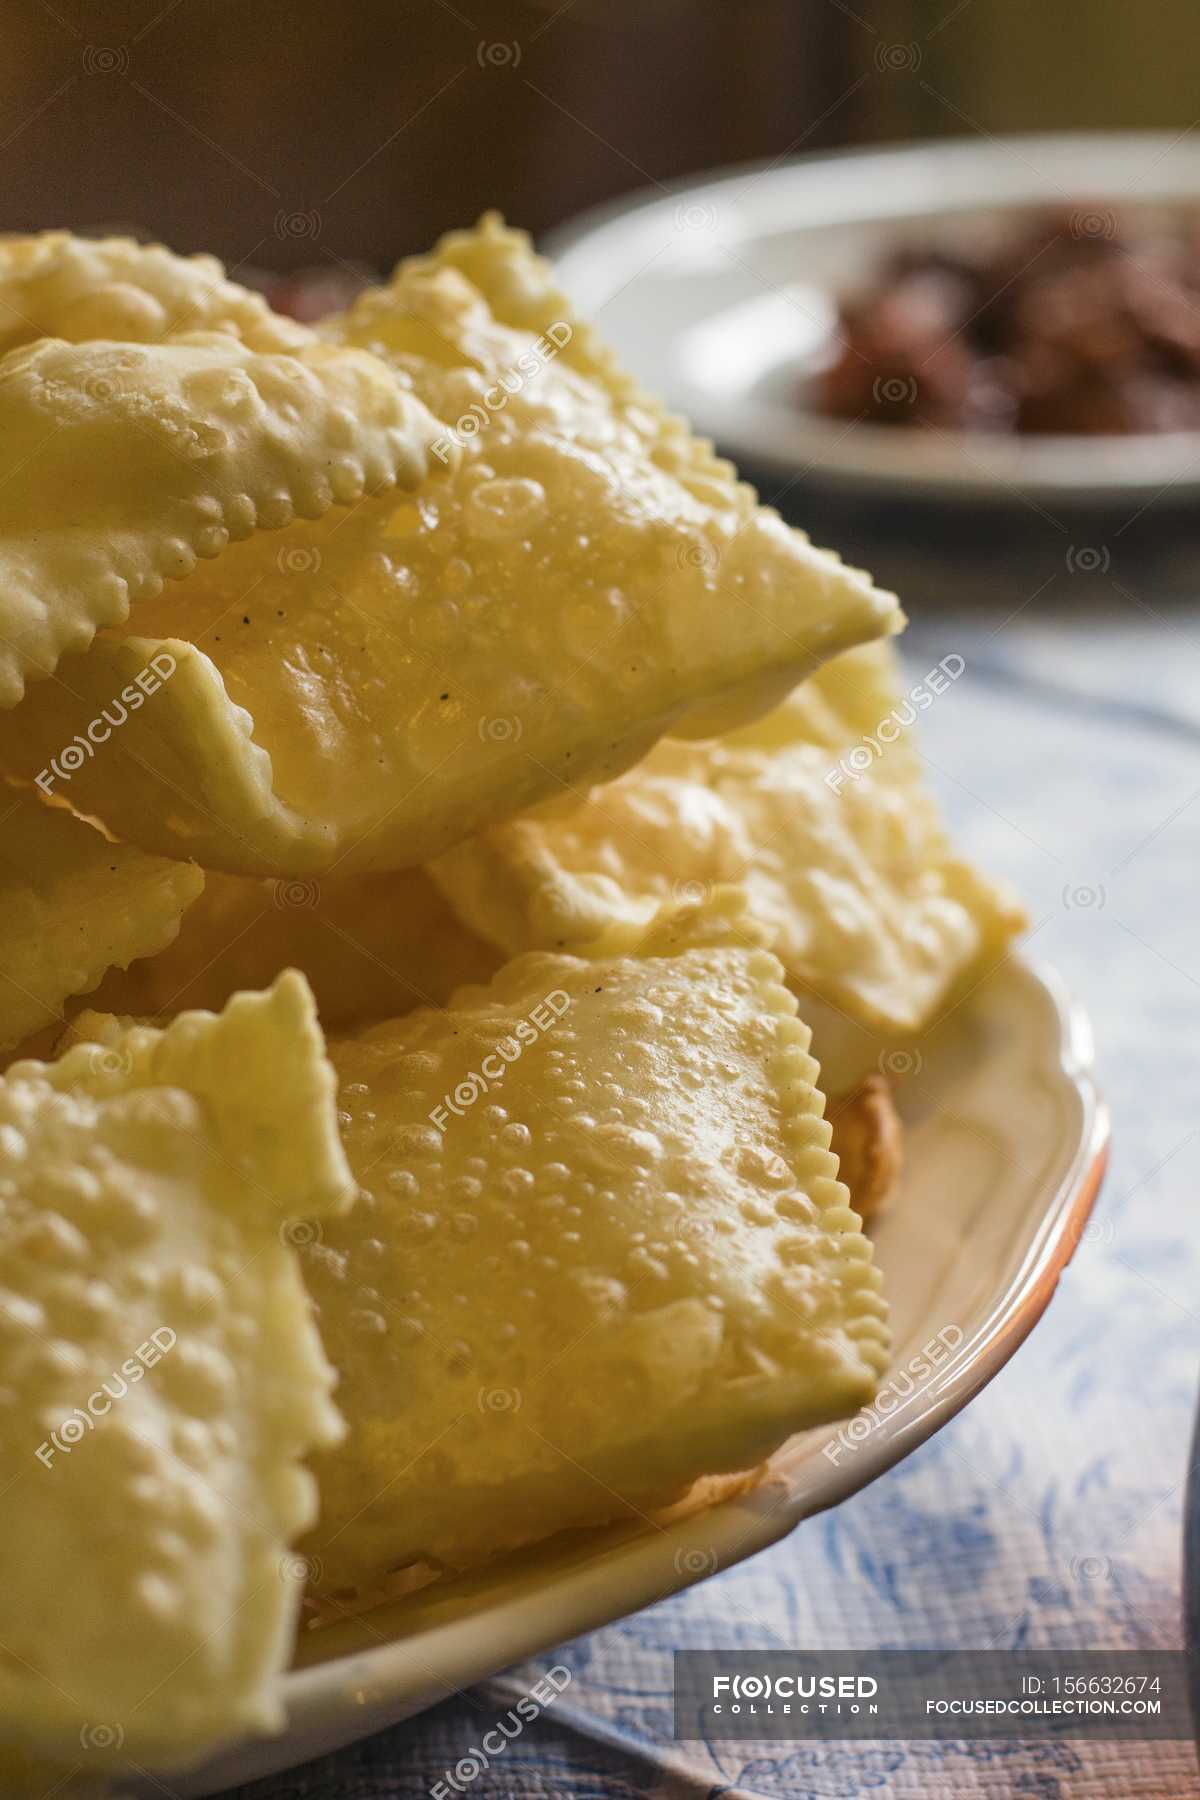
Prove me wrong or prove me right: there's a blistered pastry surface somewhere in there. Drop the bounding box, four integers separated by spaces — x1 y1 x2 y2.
0 330 445 707
0 231 314 355
0 975 354 1768
0 248 896 871
301 927 888 1591
432 642 1026 1034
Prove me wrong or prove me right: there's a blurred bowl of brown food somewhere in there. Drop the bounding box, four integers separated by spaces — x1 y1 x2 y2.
547 132 1200 505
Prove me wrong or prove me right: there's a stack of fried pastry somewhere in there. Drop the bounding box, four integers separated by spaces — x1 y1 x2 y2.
0 219 1023 1783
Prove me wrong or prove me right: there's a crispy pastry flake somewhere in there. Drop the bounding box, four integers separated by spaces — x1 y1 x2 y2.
431 642 1025 1039
828 1075 904 1221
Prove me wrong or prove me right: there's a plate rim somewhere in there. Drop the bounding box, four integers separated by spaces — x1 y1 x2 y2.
542 128 1200 262
167 954 1110 1796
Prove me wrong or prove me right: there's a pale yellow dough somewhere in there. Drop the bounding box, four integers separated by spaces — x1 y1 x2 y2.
90 864 500 1027
0 974 354 1771
0 231 313 355
431 641 1026 1044
0 329 445 707
0 218 900 874
0 791 203 1053
299 903 889 1594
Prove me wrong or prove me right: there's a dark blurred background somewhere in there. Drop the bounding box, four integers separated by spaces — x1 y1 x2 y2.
0 0 1191 276
6 0 1197 588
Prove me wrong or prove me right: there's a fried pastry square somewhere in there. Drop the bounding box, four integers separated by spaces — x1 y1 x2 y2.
0 231 312 355
300 911 889 1593
0 973 354 1770
431 641 1025 1041
0 220 900 873
0 791 203 1052
89 864 500 1028
0 331 444 707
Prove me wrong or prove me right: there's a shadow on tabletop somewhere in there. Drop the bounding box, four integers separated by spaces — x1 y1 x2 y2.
754 471 1200 629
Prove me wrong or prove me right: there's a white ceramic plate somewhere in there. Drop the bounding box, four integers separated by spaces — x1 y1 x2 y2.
139 955 1107 1796
543 132 1200 504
